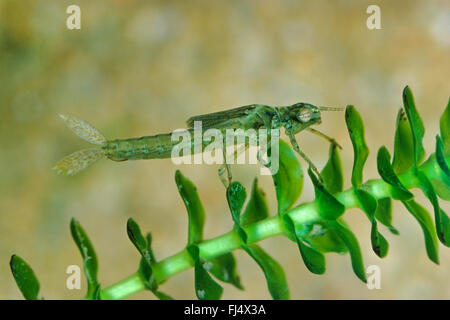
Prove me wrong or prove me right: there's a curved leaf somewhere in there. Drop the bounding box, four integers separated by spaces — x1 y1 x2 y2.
127 219 150 259
175 170 205 245
402 86 425 167
436 136 450 184
127 218 156 290
374 198 399 235
153 291 174 300
345 105 369 188
402 200 439 264
370 222 389 258
308 168 345 220
70 218 100 299
328 220 367 283
187 244 223 300
440 97 450 154
209 253 244 290
432 137 450 200
416 170 450 247
10 255 40 300
321 143 344 194
127 223 173 299
301 222 348 254
226 181 248 243
145 233 157 263
241 178 269 226
422 153 450 201
271 139 303 214
354 189 389 258
241 244 289 300
377 146 413 200
392 108 416 173
283 215 326 274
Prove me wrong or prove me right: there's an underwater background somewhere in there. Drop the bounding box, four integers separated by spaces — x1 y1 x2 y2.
0 0 449 299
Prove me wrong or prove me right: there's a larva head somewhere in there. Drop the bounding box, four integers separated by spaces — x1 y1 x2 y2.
281 103 344 134
281 103 322 134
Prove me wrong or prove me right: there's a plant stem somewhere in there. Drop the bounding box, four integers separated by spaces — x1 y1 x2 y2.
101 154 447 300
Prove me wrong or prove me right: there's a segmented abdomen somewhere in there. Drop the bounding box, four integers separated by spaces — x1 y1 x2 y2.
104 131 206 161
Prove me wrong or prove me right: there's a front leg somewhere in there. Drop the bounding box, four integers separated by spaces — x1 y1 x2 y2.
256 110 274 135
307 128 342 149
287 132 324 182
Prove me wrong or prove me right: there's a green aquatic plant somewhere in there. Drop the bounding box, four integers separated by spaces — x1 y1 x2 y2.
10 87 450 300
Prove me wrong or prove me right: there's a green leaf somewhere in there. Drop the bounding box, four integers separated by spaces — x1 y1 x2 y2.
440 97 450 154
432 137 450 200
377 146 414 200
354 189 389 258
242 244 289 300
70 218 100 299
300 221 348 254
209 253 244 290
92 285 102 300
370 222 389 258
226 181 248 243
153 291 174 300
436 136 450 184
308 168 345 220
430 178 450 201
354 189 377 219
271 139 303 214
345 105 369 188
402 200 439 264
127 218 156 290
296 240 326 275
321 143 344 194
416 171 450 247
127 218 149 259
145 233 157 263
402 86 425 167
10 255 40 300
374 198 399 235
187 245 223 300
241 178 269 226
392 108 416 173
421 153 450 201
175 170 205 245
328 220 367 283
127 229 172 299
283 215 326 274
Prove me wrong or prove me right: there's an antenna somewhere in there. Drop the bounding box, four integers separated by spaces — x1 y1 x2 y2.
318 106 345 112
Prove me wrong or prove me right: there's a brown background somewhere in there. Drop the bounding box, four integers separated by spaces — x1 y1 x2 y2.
0 0 449 299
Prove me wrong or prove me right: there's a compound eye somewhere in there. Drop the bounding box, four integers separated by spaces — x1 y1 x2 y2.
297 108 312 122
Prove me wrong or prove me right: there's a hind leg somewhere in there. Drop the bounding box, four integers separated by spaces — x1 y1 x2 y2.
218 144 247 188
287 132 324 182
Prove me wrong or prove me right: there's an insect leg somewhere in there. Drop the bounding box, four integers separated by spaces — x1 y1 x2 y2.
218 143 248 187
218 137 233 188
218 164 230 187
307 128 343 149
287 132 324 182
256 111 273 135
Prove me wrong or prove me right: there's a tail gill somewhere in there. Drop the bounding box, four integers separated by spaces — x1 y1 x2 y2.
53 114 107 175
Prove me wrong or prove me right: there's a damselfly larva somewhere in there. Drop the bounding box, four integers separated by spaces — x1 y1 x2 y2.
53 103 343 184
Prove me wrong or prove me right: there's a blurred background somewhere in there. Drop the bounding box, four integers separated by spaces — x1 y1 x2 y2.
0 0 449 299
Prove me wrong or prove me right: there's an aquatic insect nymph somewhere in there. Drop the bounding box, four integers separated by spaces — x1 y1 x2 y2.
54 102 343 184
